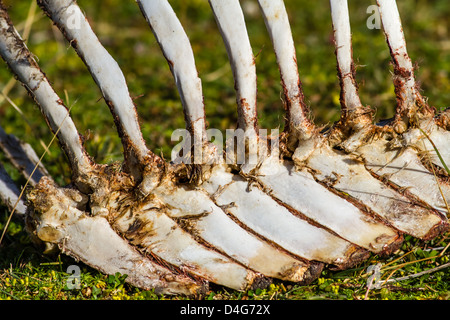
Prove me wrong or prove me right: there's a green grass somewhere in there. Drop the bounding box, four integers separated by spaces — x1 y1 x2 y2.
0 0 449 300
1 216 449 300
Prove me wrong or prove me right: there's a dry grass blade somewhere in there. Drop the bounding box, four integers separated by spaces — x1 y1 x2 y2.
418 127 450 217
419 127 450 175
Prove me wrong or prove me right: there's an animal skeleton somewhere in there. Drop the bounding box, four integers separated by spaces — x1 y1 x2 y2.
0 0 448 295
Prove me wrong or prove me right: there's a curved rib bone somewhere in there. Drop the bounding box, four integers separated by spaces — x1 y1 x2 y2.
136 0 321 282
27 177 204 295
0 2 259 293
217 0 403 254
330 0 361 112
201 165 369 268
324 0 450 230
257 0 315 144
0 6 209 294
153 179 321 283
377 0 431 129
329 0 373 150
101 183 266 291
37 0 159 185
369 0 449 201
0 125 49 186
6 0 322 291
288 1 448 240
286 0 448 240
0 6 93 182
209 0 258 138
137 0 217 166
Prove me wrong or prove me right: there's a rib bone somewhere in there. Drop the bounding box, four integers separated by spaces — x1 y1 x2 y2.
27 177 204 295
137 0 216 166
330 0 364 115
136 0 324 281
209 0 258 138
257 0 315 144
0 125 49 186
201 164 370 268
37 0 159 186
0 5 93 181
217 1 404 254
286 0 448 242
377 0 431 128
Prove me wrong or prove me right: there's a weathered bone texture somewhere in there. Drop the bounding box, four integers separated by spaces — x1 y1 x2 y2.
258 0 315 145
0 0 448 295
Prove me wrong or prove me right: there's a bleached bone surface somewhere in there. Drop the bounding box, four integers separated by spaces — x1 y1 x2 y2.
209 0 258 137
359 139 450 217
256 157 401 253
26 177 203 295
257 0 314 140
138 0 206 141
201 165 369 267
0 0 448 295
0 8 92 179
149 179 314 284
39 0 150 170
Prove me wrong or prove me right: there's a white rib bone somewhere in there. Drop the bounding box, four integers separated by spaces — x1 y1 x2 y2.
393 112 450 172
257 0 314 140
153 179 315 282
108 194 262 291
256 157 401 253
306 141 445 238
209 0 400 253
138 0 216 164
359 140 450 216
330 0 362 113
135 0 369 268
27 178 203 295
138 0 205 136
0 123 51 218
136 0 361 271
136 0 315 280
327 0 374 153
340 1 448 221
0 0 448 296
320 0 449 232
410 125 450 171
0 11 92 179
377 0 429 125
201 164 369 267
209 0 258 137
377 0 415 95
298 1 448 237
38 0 152 174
